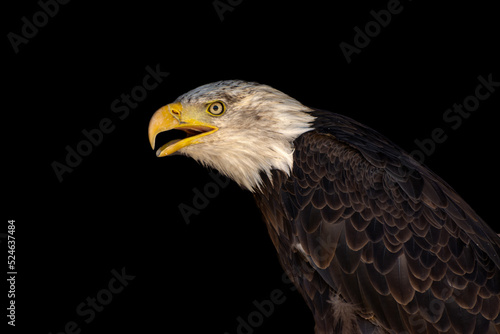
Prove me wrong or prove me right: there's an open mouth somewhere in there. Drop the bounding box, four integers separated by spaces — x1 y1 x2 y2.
148 103 219 157
154 125 217 157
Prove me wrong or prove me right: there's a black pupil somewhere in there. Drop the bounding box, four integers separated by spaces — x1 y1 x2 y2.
212 104 220 113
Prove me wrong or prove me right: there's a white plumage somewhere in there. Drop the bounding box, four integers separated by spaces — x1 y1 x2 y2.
175 80 316 191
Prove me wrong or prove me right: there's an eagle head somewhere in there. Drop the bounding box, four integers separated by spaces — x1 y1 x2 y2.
148 80 315 191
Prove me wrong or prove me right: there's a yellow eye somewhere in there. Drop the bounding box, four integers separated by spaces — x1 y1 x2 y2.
207 101 225 116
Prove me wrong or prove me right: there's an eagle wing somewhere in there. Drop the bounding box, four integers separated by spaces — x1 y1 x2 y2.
275 110 500 333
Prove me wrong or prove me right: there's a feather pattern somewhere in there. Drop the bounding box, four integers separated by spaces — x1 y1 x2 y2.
253 109 500 333
159 81 500 333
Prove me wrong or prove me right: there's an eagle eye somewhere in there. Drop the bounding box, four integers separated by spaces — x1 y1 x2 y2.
206 101 225 116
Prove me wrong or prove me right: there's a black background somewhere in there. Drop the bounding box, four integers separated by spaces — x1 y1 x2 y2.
4 0 499 333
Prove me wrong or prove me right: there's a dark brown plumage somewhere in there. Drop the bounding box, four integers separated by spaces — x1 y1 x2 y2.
149 81 500 333
254 109 500 333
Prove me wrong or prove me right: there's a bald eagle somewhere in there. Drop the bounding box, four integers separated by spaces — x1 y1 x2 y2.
148 80 500 334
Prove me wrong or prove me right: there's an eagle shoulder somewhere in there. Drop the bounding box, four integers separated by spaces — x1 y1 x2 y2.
266 110 500 333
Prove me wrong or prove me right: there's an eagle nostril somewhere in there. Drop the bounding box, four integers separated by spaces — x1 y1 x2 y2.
171 109 181 117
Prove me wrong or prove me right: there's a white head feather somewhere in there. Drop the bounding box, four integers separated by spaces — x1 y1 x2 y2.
174 80 316 192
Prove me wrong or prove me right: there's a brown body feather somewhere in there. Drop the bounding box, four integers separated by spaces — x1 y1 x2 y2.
150 80 500 333
253 109 500 333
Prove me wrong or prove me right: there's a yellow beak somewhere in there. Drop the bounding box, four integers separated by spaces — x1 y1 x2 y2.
148 103 218 157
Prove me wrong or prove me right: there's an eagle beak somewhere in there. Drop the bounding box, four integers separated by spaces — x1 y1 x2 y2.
148 102 218 157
